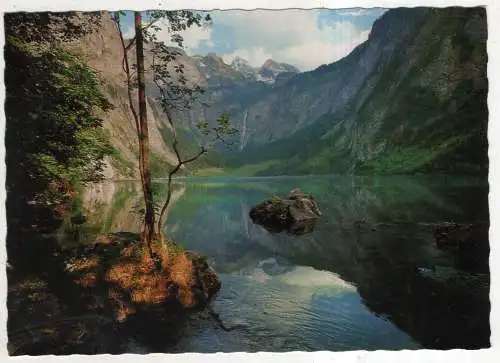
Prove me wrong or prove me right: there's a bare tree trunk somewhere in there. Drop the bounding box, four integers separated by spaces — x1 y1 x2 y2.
135 12 155 258
113 15 144 188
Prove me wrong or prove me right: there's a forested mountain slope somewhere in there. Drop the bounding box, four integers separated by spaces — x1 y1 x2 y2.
226 7 488 176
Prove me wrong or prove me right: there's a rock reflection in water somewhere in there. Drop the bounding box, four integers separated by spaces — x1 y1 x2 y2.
253 218 318 236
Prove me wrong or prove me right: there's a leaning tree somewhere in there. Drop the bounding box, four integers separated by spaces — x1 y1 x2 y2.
112 10 237 261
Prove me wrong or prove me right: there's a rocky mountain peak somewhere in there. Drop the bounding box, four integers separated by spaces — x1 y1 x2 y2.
230 56 256 80
200 52 231 71
260 59 299 73
257 58 299 84
204 52 224 63
261 58 279 68
231 56 252 70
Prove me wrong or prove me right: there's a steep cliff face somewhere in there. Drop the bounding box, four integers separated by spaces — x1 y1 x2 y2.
166 55 302 150
66 12 188 179
228 7 488 176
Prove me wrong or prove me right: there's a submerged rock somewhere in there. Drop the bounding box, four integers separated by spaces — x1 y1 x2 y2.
434 222 472 250
249 188 321 235
434 222 489 273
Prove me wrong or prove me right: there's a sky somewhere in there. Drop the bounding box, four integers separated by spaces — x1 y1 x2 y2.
120 8 387 71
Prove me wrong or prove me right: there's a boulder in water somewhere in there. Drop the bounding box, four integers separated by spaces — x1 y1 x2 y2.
249 188 321 235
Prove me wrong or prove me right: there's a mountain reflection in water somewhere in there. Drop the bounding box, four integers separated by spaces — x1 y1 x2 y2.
59 175 490 352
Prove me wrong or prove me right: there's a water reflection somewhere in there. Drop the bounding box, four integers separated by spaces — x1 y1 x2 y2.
54 175 489 351
163 175 489 350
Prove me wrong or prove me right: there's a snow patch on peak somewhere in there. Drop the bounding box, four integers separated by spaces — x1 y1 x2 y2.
256 73 275 84
257 59 299 84
231 56 250 67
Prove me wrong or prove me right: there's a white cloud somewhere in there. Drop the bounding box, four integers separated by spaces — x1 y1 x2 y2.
274 23 370 70
214 10 371 71
177 23 214 50
154 10 373 71
154 19 214 51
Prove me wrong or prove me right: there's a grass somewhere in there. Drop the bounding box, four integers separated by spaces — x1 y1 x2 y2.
64 233 206 323
270 195 283 204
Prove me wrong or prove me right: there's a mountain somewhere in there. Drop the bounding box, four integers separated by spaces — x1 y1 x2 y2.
196 52 248 86
193 53 299 86
170 10 434 149
230 56 257 80
227 56 300 84
256 59 300 84
166 54 301 150
224 7 488 176
67 11 301 179
67 8 487 178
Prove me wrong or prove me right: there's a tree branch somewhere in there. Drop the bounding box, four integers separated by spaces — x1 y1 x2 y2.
181 148 207 165
124 17 163 52
152 52 210 238
156 147 206 239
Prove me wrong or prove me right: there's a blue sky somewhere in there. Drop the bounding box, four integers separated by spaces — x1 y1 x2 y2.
120 8 387 71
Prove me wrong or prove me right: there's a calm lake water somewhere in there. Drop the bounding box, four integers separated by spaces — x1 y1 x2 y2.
64 175 490 352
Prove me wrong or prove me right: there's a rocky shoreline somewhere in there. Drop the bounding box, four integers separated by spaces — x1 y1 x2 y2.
8 232 221 355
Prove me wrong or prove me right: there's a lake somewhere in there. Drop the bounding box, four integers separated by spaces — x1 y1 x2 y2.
59 175 490 352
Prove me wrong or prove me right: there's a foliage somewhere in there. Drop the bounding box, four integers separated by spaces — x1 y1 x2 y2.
4 11 102 44
5 34 113 207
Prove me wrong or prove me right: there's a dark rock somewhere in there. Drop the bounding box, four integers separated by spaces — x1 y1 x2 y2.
434 222 472 250
186 252 222 305
286 219 318 235
162 252 222 310
434 222 489 273
166 281 181 306
194 262 221 300
249 188 321 235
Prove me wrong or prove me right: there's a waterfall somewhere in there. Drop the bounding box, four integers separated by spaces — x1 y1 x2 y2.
239 109 248 151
